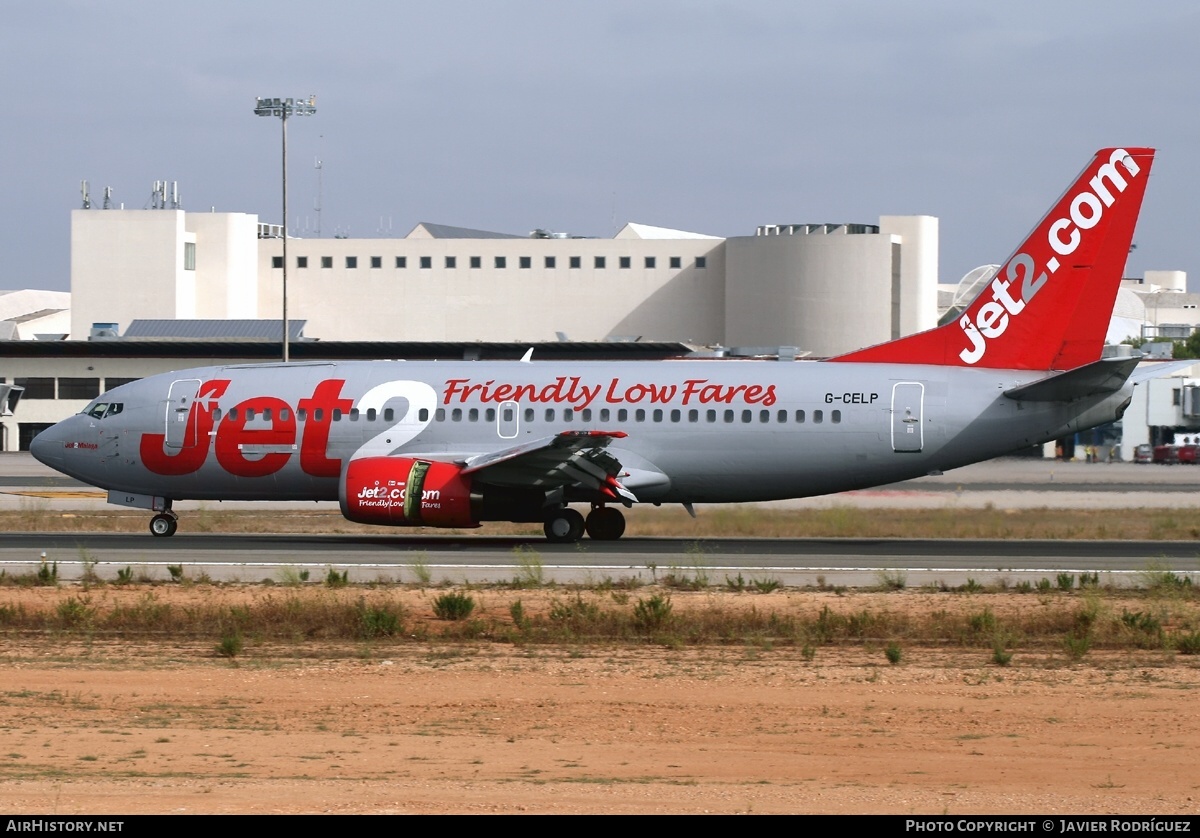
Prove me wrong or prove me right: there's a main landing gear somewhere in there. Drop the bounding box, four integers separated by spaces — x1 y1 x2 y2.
542 505 626 543
149 506 178 538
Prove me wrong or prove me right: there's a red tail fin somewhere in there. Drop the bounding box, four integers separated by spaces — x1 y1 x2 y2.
830 147 1155 370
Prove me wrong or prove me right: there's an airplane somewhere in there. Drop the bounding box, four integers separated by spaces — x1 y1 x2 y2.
31 147 1157 542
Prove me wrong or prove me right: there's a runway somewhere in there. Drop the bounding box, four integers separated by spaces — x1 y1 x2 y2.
3 532 1198 587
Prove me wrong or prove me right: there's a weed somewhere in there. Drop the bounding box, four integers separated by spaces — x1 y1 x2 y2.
277 566 307 586
725 573 747 592
1080 571 1100 589
1015 580 1032 593
1036 577 1053 592
1056 573 1075 591
325 568 349 588
166 565 184 583
216 632 244 658
875 569 906 590
432 592 476 621
410 554 433 587
968 608 996 636
512 546 545 588
509 600 529 631
79 550 101 585
885 643 902 665
961 578 984 593
1064 630 1092 661
1138 565 1194 593
753 577 782 594
115 566 134 585
800 644 816 661
56 596 95 629
632 594 673 631
36 560 57 587
1174 631 1200 655
358 600 404 637
1120 609 1162 635
991 641 1013 667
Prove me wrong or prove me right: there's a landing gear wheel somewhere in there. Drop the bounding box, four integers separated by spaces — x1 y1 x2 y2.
543 508 585 543
585 506 626 541
149 513 178 538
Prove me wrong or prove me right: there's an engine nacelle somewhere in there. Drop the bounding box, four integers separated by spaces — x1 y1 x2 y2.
340 457 479 528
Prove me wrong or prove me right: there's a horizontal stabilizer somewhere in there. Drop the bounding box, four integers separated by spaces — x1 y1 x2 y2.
1003 357 1139 402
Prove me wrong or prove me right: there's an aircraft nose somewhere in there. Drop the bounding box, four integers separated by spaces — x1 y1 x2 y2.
29 419 69 469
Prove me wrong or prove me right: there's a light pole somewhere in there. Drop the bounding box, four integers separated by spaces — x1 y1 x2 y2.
254 95 316 362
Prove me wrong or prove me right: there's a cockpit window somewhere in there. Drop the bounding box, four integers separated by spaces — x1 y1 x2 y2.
85 402 123 419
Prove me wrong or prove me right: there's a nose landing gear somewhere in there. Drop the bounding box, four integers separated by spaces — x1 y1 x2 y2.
149 506 178 537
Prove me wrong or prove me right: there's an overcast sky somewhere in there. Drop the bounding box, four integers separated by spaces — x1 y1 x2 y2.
1 1 1196 293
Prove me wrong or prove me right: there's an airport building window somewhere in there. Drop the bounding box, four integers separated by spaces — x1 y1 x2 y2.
321 256 333 269
470 256 481 268
396 256 407 269
346 256 358 269
670 256 681 269
645 256 656 269
595 256 606 269
696 256 707 268
297 256 308 268
370 256 382 269
545 256 556 269
619 256 631 269
570 256 581 269
446 256 457 269
59 378 100 400
104 377 140 390
495 256 507 269
14 378 54 399
184 242 196 271
272 256 283 269
519 256 532 269
420 256 432 269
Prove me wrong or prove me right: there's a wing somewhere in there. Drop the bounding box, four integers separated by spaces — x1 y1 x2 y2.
460 430 639 504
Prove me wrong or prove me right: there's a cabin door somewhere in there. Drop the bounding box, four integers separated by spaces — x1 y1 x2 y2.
890 382 924 453
164 379 202 450
497 400 519 439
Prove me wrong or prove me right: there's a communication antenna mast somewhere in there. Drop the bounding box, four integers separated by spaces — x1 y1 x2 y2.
170 181 180 209
80 181 91 209
102 186 113 209
314 136 323 237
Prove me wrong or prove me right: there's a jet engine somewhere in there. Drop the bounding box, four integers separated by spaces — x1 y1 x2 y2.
339 457 479 528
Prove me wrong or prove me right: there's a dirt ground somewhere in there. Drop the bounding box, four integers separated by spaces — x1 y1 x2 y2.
1 585 1198 815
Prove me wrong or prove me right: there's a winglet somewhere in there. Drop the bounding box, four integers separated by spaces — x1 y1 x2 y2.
830 148 1155 371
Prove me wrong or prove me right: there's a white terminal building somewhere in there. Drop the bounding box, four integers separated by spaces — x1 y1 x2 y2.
0 195 1197 458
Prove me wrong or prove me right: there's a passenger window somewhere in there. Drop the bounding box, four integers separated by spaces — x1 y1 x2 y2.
635 409 645 422
618 409 628 422
524 408 534 422
434 408 444 421
599 408 610 422
487 408 497 422
297 408 307 422
724 410 734 423
795 410 805 423
332 409 342 421
367 408 377 422
452 409 462 422
564 409 574 421
581 408 592 422
832 410 842 424
349 408 359 422
280 408 290 421
501 408 512 422
688 409 698 422
670 409 680 423
652 409 663 422
760 410 769 422
468 408 479 422
741 410 751 423
706 410 716 423
312 408 322 422
228 408 239 421
814 410 823 424
545 408 555 422
246 408 256 421
777 409 787 423
262 408 272 421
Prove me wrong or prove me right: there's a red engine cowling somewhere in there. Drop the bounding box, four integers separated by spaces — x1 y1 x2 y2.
340 457 479 528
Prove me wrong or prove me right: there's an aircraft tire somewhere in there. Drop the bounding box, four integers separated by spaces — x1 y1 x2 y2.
585 507 626 540
149 514 178 538
543 508 584 543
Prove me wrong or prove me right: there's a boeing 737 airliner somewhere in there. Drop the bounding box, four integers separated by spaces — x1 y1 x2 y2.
31 148 1156 541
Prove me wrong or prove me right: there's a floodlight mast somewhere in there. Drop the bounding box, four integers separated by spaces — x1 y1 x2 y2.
254 96 316 362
